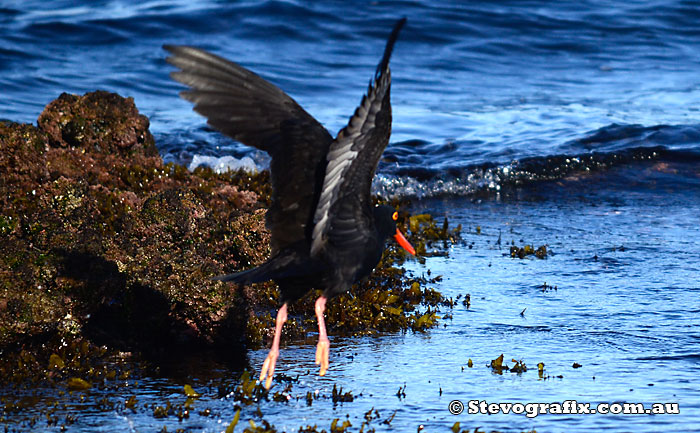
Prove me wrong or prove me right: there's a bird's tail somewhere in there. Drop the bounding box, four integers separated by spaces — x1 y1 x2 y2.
212 265 271 285
213 250 320 285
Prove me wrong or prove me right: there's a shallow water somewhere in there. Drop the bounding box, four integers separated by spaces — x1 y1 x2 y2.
2 0 700 431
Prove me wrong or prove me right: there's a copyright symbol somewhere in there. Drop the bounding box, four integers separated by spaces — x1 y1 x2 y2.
448 399 464 415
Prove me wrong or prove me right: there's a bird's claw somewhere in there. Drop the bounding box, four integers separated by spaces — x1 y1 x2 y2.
259 350 278 389
315 338 330 376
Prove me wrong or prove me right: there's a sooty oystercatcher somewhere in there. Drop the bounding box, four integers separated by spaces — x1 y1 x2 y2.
165 17 413 389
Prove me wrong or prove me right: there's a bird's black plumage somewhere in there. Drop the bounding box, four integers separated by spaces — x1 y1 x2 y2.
163 42 333 255
165 17 408 303
165 18 412 386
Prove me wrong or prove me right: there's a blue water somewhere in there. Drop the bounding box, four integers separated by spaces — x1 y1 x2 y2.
2 1 700 432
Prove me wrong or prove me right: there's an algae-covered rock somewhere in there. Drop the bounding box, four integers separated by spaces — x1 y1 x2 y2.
0 91 267 357
37 90 156 156
0 121 50 186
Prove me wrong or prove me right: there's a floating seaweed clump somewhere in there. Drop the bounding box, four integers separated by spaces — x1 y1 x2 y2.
0 335 130 389
230 370 267 405
0 334 142 430
509 244 549 259
538 282 558 292
488 354 528 375
331 384 354 403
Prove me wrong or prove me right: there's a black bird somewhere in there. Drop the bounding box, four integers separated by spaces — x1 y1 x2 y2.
165 18 413 389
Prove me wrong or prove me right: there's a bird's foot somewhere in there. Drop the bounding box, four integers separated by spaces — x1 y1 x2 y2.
259 349 279 389
315 337 330 376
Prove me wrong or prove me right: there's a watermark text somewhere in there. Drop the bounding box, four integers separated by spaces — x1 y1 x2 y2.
447 400 680 418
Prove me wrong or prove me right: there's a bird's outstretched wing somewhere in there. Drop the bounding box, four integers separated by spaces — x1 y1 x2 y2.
310 18 406 256
165 45 333 253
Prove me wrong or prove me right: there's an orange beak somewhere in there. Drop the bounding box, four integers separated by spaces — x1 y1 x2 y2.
394 228 416 256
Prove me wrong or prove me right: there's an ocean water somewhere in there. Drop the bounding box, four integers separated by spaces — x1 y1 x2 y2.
2 1 700 432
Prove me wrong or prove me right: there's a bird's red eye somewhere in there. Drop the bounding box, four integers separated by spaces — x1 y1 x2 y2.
392 211 398 221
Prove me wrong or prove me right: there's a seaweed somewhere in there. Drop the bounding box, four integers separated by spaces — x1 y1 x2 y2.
509 244 549 259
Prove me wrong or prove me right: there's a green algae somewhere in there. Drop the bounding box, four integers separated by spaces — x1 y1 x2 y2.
225 409 241 433
183 384 201 398
48 354 65 370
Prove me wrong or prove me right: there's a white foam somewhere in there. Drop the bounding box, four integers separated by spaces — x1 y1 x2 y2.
372 165 510 200
188 154 259 174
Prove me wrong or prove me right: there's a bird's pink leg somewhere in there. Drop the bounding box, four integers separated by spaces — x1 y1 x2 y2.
259 302 287 389
314 295 330 376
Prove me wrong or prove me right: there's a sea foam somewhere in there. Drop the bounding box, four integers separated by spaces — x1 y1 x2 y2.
188 155 259 173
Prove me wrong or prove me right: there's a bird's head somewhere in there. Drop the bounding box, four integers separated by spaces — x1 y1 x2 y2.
374 205 416 256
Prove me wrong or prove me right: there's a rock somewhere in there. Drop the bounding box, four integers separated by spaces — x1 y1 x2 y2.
37 91 157 156
0 91 269 359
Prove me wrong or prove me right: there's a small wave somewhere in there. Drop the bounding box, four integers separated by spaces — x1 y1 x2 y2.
373 167 505 199
374 146 700 200
373 123 700 199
